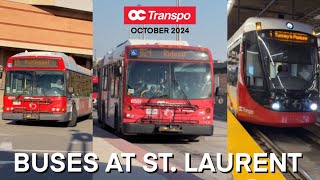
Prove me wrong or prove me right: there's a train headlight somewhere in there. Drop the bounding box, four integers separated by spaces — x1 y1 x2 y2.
271 102 280 110
310 103 317 111
256 22 262 30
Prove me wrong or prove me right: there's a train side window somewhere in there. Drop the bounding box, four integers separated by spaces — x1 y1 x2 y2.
244 32 264 88
227 44 240 86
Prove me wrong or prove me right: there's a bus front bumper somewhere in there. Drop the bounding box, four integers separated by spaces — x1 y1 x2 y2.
2 112 70 122
122 123 214 136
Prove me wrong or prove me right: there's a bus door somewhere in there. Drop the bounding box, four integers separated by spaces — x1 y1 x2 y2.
107 65 116 128
108 64 122 129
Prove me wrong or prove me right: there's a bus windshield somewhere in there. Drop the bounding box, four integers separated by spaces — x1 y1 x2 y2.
126 61 212 99
5 71 65 96
258 31 318 90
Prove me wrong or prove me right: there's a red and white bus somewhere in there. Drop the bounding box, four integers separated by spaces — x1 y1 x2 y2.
97 39 215 140
92 76 98 109
2 51 92 127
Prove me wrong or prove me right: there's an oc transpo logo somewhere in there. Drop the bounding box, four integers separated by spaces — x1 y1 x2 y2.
124 6 196 24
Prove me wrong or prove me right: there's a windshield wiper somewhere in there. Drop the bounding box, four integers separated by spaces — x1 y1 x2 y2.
41 89 52 104
172 78 194 108
144 88 163 105
15 93 25 100
301 72 319 92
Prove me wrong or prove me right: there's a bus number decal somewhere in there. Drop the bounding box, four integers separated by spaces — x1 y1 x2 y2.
131 99 142 104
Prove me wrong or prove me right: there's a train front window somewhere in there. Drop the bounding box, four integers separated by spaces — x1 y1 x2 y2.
257 30 318 91
5 71 66 96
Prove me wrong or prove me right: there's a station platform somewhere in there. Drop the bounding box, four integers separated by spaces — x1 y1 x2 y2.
227 110 285 180
93 126 201 180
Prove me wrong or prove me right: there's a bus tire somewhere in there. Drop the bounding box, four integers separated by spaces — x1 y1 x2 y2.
68 106 77 127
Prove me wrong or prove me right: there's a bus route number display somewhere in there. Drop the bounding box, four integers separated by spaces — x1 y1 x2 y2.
13 59 58 68
129 48 209 61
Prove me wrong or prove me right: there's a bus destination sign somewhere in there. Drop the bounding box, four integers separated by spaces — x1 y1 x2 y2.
129 48 209 61
13 59 58 68
267 30 311 43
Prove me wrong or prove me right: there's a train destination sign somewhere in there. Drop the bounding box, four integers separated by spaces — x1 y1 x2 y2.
266 30 311 43
13 59 58 68
129 48 209 60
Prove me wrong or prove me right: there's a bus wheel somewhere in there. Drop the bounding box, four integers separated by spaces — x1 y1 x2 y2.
68 106 78 127
187 136 201 142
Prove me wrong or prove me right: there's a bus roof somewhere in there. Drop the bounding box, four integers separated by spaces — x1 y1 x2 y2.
11 51 91 76
228 17 315 47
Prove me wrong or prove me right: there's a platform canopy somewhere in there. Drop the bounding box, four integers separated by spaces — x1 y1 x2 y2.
228 0 320 38
0 0 92 57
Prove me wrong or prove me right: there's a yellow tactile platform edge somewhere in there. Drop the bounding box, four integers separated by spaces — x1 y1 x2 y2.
227 110 285 180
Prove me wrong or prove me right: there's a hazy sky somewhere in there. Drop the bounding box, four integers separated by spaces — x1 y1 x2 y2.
93 0 227 60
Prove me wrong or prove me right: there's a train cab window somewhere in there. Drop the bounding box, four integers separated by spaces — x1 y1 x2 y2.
244 32 264 88
227 44 240 86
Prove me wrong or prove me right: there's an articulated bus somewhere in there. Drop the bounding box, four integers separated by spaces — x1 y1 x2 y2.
92 76 98 109
2 51 92 127
97 39 215 141
227 17 319 127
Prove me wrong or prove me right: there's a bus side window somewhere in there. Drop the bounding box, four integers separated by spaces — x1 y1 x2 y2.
110 66 115 98
103 67 108 91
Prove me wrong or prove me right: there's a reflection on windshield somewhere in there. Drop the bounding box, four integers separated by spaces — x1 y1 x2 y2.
126 61 212 99
256 31 318 91
5 71 65 96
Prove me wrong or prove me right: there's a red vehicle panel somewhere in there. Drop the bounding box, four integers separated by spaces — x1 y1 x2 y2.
98 41 215 137
2 52 92 127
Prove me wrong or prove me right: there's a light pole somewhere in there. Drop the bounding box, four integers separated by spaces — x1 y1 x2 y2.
176 0 181 41
137 4 145 40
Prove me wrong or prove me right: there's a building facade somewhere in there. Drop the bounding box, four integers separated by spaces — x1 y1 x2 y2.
0 0 92 108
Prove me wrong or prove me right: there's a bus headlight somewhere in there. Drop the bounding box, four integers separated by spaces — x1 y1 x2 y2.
272 102 280 110
310 103 317 111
